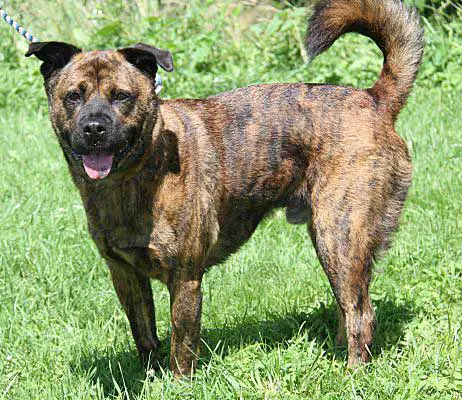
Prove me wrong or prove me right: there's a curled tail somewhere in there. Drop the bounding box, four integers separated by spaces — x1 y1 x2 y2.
306 0 424 120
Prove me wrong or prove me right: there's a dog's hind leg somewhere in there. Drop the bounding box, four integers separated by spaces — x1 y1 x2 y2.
307 221 347 350
108 262 161 368
309 170 384 367
308 140 411 366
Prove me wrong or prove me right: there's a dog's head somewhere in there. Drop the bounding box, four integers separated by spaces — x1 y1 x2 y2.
26 42 173 180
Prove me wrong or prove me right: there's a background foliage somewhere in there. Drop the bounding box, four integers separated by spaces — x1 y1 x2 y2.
0 0 461 109
0 1 461 399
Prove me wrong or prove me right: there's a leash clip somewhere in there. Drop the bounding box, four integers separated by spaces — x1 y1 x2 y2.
155 74 162 95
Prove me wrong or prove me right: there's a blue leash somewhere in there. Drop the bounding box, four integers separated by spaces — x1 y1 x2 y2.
0 6 163 93
0 6 39 42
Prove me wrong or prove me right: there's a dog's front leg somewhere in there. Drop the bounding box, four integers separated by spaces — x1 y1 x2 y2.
107 261 161 368
168 276 203 378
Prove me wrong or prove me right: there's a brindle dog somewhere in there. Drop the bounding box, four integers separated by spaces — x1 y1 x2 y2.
26 0 424 377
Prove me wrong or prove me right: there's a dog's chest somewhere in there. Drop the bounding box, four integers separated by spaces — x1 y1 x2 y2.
82 180 178 280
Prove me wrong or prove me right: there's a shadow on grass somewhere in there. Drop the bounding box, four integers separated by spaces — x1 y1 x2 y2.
75 350 149 397
201 298 416 362
74 298 415 398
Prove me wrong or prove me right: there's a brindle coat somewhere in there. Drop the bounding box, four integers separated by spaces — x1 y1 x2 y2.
26 0 424 376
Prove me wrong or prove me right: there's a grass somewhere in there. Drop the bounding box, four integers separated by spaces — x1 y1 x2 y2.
1 1 462 399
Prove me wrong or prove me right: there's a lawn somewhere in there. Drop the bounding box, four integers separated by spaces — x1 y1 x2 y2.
0 1 461 399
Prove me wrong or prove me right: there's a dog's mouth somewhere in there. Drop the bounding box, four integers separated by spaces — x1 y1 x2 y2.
71 133 142 180
82 153 114 180
71 139 134 180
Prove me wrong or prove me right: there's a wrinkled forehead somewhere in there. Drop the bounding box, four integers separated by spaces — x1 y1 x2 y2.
57 51 145 93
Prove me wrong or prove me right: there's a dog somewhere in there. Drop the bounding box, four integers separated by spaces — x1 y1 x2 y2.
26 0 423 377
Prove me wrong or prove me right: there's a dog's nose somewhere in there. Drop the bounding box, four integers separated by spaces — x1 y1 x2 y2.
83 121 107 139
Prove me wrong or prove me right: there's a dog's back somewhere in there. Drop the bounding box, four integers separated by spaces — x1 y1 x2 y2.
163 0 424 208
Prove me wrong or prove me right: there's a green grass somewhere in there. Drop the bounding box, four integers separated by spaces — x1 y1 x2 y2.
1 1 462 399
1 87 461 400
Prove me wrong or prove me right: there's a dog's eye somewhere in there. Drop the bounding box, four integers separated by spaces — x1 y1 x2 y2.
114 92 132 102
66 91 81 103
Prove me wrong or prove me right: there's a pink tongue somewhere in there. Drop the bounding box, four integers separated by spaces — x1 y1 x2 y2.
82 153 114 180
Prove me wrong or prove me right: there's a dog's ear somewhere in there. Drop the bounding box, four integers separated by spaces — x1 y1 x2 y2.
25 41 82 80
117 43 174 77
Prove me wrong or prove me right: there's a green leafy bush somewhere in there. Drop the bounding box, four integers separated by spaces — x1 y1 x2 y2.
0 0 461 110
